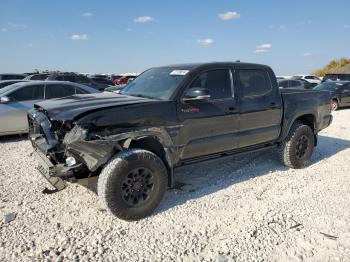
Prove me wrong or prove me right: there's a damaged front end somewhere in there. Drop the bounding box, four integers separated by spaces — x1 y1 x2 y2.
28 109 118 192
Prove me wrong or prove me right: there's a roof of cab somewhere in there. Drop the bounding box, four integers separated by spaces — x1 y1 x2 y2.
154 61 271 71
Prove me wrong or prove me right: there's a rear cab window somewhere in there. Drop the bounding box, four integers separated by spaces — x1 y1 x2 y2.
238 69 272 97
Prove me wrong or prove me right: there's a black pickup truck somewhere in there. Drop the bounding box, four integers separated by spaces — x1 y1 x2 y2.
28 62 333 220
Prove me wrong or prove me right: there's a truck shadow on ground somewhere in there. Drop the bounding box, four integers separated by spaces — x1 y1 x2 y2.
0 134 28 143
156 135 350 215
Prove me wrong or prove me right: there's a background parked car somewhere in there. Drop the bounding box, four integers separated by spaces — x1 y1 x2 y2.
322 73 350 82
0 74 26 81
0 80 29 89
292 75 321 84
314 81 350 110
114 75 137 85
111 74 123 83
0 81 99 136
103 85 125 93
24 73 50 80
88 76 114 86
46 72 112 91
88 74 110 79
298 79 318 89
278 79 304 89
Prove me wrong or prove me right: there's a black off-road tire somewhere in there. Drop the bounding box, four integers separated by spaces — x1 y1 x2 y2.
279 121 315 169
98 149 168 221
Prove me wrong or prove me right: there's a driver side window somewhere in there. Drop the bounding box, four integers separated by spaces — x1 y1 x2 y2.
189 69 233 100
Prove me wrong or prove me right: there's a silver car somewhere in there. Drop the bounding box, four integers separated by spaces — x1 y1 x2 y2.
0 81 99 136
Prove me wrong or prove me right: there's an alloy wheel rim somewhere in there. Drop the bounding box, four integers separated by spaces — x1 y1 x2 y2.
296 135 309 159
121 168 154 206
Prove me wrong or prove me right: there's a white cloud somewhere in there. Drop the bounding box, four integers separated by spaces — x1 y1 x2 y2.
254 49 269 54
70 34 88 41
126 28 133 32
196 38 214 46
218 11 240 21
8 23 28 29
1 28 7 32
254 43 272 54
256 43 272 49
303 52 311 57
81 12 92 17
134 16 155 24
344 25 349 29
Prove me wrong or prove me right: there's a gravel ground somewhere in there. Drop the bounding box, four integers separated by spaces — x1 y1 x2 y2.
1 109 350 262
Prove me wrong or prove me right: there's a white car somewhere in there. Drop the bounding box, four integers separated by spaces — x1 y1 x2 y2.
292 75 321 84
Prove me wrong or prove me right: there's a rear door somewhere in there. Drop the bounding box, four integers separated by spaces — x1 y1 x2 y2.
0 84 44 133
236 68 283 148
176 68 239 160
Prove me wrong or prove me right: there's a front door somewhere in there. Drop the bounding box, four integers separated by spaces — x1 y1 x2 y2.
176 68 239 160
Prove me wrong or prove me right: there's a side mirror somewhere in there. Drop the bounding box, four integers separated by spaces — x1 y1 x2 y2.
0 96 10 104
183 87 210 102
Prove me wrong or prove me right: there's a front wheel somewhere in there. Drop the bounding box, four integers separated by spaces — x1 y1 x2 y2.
97 149 168 221
279 121 315 169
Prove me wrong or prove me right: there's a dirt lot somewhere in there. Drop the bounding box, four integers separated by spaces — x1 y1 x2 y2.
0 109 350 262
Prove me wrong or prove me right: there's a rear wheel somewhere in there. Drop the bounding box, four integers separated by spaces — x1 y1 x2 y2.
98 149 168 221
279 121 315 168
331 99 339 111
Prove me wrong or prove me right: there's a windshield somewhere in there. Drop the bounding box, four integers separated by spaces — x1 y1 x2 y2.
314 82 341 91
121 68 188 100
0 83 23 95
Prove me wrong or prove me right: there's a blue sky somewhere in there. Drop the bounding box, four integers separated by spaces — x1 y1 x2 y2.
0 0 349 75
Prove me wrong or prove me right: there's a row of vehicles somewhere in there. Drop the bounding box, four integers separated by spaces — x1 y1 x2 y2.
0 72 138 91
0 72 138 136
277 73 350 90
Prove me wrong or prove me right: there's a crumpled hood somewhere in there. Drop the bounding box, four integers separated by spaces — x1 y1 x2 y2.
34 92 158 120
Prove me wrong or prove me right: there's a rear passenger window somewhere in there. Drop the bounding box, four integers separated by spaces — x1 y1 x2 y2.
238 70 271 97
45 84 75 99
189 69 233 100
289 81 299 87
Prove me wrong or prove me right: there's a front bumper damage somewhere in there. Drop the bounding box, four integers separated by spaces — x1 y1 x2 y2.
28 108 176 191
32 148 67 191
28 110 99 192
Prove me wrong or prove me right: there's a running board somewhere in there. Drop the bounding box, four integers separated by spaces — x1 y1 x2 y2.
175 144 277 168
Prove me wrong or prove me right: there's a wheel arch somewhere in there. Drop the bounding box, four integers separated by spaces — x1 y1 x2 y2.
280 113 318 145
127 135 174 188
